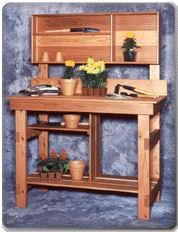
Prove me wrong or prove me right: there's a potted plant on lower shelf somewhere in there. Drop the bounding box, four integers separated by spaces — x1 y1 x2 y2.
69 160 85 181
79 57 107 96
40 165 49 181
37 149 70 181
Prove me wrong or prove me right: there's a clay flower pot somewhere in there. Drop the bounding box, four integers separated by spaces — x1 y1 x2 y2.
123 50 137 62
63 114 81 129
69 160 85 181
48 172 55 181
56 172 62 181
60 78 78 96
40 172 48 181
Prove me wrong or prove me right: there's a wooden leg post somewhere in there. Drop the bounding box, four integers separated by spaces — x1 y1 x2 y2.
38 114 48 159
150 112 161 202
38 114 49 192
89 114 101 180
138 115 150 220
15 110 27 207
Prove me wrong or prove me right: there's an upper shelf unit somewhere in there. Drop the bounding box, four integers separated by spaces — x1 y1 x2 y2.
31 12 159 64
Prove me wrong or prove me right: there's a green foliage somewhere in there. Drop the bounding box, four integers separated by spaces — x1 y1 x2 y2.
37 157 70 174
63 66 75 79
122 38 140 52
80 70 107 88
41 165 48 173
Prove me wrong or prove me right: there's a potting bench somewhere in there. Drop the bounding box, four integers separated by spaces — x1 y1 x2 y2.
8 12 168 220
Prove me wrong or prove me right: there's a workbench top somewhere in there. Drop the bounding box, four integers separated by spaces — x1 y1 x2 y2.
8 95 166 115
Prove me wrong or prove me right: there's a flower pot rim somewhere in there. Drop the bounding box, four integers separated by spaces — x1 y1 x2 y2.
69 160 85 166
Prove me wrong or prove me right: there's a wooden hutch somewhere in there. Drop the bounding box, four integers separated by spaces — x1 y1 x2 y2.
8 12 167 220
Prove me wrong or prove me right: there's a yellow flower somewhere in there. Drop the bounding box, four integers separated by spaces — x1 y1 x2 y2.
87 57 95 65
65 60 75 67
79 57 105 74
125 32 135 39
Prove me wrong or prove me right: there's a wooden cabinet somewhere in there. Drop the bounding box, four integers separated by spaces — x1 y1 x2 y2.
32 12 159 64
8 11 168 221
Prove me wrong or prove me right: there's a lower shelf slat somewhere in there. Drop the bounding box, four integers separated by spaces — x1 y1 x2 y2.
27 174 138 193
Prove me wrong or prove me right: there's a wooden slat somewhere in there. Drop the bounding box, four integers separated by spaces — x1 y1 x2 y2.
150 129 160 149
27 128 41 140
94 177 138 188
138 115 150 220
38 114 48 160
15 110 27 207
31 78 167 97
113 13 158 30
28 124 89 133
94 114 101 177
34 14 111 33
27 175 138 193
8 95 166 115
36 46 110 63
95 175 138 183
37 64 49 161
38 64 48 78
149 65 160 80
37 35 110 47
106 79 167 96
115 31 157 46
89 114 95 181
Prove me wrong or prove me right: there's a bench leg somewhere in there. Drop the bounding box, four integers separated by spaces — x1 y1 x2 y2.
138 115 150 220
15 110 27 207
150 113 161 202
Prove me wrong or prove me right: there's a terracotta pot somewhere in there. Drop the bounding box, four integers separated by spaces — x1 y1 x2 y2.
56 172 62 181
40 172 48 181
48 172 55 181
63 114 81 129
123 50 137 62
82 87 107 96
69 160 85 181
60 78 78 96
75 78 83 95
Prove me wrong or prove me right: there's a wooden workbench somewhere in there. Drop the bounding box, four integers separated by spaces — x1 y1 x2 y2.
8 94 166 220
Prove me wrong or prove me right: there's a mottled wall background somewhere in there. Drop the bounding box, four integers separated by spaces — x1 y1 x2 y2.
2 2 176 229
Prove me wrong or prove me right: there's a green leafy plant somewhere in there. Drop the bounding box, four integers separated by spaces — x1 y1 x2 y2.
37 149 70 174
121 32 140 52
79 57 107 88
63 60 76 79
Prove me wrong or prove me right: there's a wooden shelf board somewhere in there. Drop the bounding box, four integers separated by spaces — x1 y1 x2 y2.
34 32 111 36
95 175 159 187
27 174 138 193
28 123 89 133
32 61 159 65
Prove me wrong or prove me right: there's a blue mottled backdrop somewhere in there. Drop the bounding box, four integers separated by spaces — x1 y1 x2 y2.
2 2 176 229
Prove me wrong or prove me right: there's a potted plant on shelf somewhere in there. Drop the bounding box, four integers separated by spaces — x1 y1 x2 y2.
57 149 70 179
69 160 85 181
37 149 70 181
60 60 78 96
121 32 140 62
63 113 81 129
37 158 49 181
79 57 107 96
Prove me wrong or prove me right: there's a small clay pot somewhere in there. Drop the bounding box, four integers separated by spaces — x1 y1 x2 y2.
63 114 81 129
60 79 78 96
48 172 55 181
40 172 48 181
56 172 62 181
69 160 85 181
